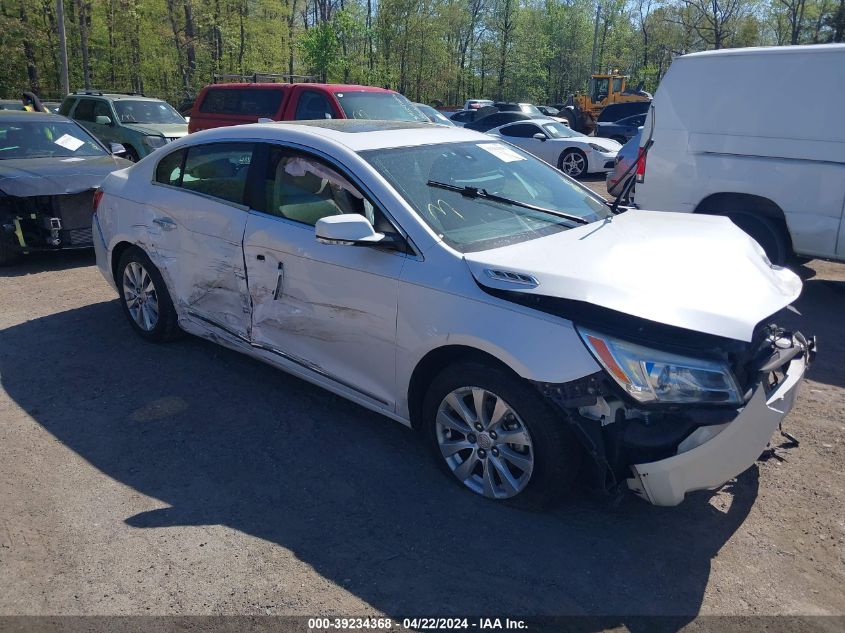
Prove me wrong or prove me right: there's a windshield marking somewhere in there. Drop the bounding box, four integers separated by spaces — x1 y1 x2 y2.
54 134 85 151
477 143 525 162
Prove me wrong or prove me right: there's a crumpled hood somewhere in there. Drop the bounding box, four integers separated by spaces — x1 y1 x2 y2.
464 210 802 342
0 155 131 197
123 123 188 138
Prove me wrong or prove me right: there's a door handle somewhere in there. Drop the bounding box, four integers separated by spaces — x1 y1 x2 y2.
152 217 177 230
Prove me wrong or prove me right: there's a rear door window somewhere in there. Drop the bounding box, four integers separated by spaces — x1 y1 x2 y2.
198 88 283 118
155 148 186 187
181 143 254 205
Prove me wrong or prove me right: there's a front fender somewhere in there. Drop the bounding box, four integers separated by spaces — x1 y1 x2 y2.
395 280 601 420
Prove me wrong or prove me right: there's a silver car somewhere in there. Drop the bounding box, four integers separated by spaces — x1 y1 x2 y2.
606 128 642 201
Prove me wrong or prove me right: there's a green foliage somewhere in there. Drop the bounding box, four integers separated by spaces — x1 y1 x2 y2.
299 20 339 81
0 0 839 106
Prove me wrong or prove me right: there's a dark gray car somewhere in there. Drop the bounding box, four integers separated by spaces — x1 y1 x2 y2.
0 111 131 265
595 113 647 144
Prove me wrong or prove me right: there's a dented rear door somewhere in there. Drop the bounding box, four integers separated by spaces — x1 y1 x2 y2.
150 142 254 338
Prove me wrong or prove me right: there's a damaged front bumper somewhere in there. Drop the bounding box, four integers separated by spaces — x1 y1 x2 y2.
537 329 814 507
627 348 807 505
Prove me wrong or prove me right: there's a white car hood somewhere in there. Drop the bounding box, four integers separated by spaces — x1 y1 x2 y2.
463 210 802 342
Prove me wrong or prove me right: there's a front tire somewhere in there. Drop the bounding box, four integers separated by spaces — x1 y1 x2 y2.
117 247 180 342
422 362 581 508
559 149 588 179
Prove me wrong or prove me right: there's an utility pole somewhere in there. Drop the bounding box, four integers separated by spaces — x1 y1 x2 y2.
56 0 70 95
590 2 601 75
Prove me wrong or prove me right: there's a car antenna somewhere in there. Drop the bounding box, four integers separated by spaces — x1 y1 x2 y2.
609 103 655 215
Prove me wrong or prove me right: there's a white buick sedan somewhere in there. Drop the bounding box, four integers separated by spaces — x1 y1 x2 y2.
486 119 620 178
93 120 812 507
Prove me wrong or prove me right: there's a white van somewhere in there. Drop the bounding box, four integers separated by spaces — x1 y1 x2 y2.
635 44 845 265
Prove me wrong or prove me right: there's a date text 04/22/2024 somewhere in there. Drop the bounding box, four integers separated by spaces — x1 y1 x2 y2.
307 618 528 630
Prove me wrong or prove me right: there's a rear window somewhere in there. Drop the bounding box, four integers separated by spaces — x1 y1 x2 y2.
198 88 284 117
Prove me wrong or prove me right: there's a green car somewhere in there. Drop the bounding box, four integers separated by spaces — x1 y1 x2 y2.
59 91 188 162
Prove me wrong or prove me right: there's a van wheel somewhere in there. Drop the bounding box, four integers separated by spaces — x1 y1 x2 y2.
116 247 181 342
725 212 789 266
559 149 588 178
422 362 581 508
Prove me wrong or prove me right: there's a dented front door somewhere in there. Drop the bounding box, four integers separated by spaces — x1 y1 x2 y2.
243 213 403 409
241 145 404 409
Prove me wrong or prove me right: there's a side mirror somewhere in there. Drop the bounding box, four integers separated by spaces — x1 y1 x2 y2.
109 143 127 156
315 214 386 246
533 132 547 142
96 115 113 126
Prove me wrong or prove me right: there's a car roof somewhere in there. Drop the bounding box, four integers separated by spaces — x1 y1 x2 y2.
0 110 67 122
201 83 393 93
683 43 845 59
68 93 165 102
188 119 491 152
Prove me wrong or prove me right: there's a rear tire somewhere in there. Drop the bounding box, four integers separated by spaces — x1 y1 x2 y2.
724 212 790 266
422 361 581 509
116 247 181 342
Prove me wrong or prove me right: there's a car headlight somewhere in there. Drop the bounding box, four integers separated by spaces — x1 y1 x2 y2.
143 136 167 149
588 143 611 152
577 327 742 405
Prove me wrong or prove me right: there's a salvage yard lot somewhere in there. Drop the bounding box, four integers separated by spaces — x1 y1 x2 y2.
1 189 844 620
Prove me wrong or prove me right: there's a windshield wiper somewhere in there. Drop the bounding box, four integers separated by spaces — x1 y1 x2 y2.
426 180 589 225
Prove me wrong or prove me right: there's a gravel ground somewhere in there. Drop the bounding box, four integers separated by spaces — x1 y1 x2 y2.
1 189 843 625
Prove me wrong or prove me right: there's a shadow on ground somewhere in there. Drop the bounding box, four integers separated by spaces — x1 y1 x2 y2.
779 274 845 390
0 300 764 628
0 249 95 278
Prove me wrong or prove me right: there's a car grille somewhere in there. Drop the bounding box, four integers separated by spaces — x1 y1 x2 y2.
165 137 180 143
604 160 615 169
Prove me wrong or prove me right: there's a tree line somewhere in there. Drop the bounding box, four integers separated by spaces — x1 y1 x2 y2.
1 0 842 107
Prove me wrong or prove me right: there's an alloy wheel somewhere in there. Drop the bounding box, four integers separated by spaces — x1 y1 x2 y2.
561 152 586 177
435 386 534 499
123 261 159 331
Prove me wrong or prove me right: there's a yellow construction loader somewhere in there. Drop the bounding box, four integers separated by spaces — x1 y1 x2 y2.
556 72 651 134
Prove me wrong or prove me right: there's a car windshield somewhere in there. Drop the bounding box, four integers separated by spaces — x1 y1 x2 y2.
335 92 428 122
0 119 106 159
542 122 584 138
362 141 609 252
114 100 185 124
520 104 543 116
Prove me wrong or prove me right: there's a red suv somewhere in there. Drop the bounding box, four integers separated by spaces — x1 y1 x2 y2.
188 83 427 132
